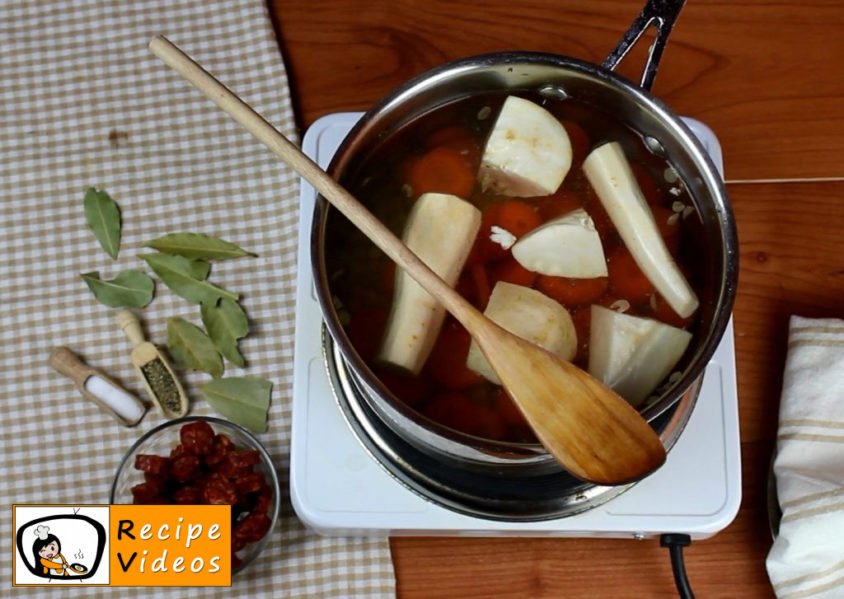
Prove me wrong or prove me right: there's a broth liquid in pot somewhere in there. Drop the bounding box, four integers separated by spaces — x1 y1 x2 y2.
325 92 703 445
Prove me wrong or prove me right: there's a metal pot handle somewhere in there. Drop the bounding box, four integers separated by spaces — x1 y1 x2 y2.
602 0 687 90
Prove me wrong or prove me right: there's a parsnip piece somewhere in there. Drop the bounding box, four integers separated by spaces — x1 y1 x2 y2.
588 305 692 407
466 281 577 384
511 208 608 278
583 142 699 318
478 96 572 197
378 193 481 374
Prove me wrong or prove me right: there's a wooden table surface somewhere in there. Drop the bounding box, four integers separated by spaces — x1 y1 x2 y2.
268 1 844 596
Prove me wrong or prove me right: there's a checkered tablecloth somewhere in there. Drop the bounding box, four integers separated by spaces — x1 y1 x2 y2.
0 1 396 596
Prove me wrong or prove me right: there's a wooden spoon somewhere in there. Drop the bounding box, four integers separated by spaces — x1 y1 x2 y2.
148 35 666 485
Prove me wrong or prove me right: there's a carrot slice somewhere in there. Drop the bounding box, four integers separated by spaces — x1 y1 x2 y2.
489 257 537 288
467 200 542 264
496 200 543 236
404 146 476 199
607 245 655 303
536 275 608 307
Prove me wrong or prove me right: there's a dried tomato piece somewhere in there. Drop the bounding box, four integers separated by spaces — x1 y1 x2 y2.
202 474 238 505
131 481 166 505
234 512 272 543
170 454 201 483
218 450 260 478
204 452 224 468
169 443 188 459
234 472 265 495
231 554 243 570
215 433 235 453
134 454 170 476
205 433 235 467
180 420 215 455
172 486 201 505
144 471 168 484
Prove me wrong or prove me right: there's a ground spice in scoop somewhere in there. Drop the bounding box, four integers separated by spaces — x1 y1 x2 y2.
140 358 182 414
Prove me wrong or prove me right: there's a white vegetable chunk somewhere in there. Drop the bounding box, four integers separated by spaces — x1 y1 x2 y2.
511 208 608 278
582 142 699 318
466 281 577 384
588 305 692 407
378 193 481 374
478 96 572 197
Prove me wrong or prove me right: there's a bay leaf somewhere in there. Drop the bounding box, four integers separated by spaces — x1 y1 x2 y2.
201 298 248 367
141 253 237 305
146 232 256 261
201 376 272 433
83 187 121 259
141 252 209 280
166 317 223 378
81 270 154 308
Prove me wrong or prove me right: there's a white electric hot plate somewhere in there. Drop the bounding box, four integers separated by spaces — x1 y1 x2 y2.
290 112 740 539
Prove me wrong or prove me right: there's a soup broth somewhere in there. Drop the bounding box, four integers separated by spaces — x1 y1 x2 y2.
325 91 702 444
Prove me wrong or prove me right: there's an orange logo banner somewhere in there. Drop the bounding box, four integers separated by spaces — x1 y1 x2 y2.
110 505 231 587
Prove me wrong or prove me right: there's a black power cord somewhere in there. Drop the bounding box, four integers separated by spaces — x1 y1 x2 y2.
660 533 694 599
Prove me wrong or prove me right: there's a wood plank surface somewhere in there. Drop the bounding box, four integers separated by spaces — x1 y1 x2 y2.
269 0 844 181
265 0 844 596
732 181 844 444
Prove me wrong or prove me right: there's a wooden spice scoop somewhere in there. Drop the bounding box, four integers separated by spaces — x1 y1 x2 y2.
116 310 189 419
148 35 666 485
48 346 147 426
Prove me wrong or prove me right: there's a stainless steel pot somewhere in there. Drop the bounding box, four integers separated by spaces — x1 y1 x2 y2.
311 0 738 477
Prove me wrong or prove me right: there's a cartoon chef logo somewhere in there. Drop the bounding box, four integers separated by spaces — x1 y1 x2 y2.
33 525 74 577
13 506 109 585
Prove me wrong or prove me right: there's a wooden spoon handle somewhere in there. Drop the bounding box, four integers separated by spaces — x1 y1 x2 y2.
149 35 483 333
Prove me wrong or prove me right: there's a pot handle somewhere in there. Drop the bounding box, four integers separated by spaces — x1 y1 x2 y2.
602 0 687 91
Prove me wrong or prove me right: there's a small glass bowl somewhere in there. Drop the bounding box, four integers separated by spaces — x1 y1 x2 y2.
110 416 280 574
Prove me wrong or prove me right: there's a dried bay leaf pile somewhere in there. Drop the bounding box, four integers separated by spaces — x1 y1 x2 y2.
79 189 272 432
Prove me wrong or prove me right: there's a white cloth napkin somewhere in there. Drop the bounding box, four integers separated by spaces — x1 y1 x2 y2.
766 316 844 599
